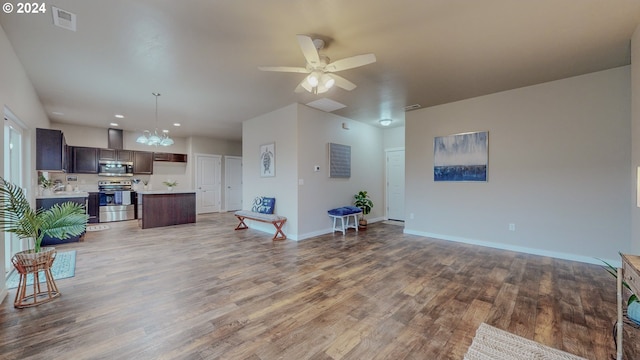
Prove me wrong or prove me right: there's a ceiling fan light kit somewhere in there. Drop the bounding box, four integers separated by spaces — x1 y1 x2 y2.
259 34 376 95
379 119 392 126
136 93 174 147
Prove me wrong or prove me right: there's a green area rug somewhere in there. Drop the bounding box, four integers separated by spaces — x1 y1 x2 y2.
5 250 76 289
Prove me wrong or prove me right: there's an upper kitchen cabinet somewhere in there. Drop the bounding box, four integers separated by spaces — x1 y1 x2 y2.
133 151 153 174
153 152 187 163
36 128 68 172
73 146 99 174
100 149 133 162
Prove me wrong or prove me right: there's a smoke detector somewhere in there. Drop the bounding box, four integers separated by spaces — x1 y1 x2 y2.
52 6 76 32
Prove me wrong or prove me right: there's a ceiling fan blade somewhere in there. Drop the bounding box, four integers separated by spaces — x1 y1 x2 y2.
258 66 309 73
325 53 376 72
331 74 357 91
297 34 321 67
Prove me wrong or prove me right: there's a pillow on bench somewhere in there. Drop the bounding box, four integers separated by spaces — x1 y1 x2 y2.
328 206 362 216
251 196 276 214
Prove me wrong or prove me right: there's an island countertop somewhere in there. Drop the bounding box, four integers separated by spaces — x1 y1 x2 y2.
136 190 196 195
36 191 89 199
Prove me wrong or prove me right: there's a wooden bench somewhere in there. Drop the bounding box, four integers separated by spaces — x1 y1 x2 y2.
234 210 287 241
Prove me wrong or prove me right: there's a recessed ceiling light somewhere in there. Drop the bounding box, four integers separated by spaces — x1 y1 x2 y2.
379 119 392 126
51 111 64 116
173 123 181 127
162 129 169 133
114 114 124 119
110 123 119 126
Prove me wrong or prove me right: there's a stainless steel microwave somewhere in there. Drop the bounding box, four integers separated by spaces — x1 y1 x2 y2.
98 161 133 177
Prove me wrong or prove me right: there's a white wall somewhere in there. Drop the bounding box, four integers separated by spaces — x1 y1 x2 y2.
242 103 385 240
297 105 385 239
632 24 640 254
383 126 405 150
405 66 631 265
242 104 299 237
0 24 51 301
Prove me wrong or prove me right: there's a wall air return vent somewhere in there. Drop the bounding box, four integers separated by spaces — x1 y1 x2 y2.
52 6 76 32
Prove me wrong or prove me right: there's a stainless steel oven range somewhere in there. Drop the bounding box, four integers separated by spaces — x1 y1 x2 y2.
98 180 134 222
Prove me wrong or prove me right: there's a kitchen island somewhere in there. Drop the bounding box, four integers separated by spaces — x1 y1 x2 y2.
36 191 89 245
137 190 196 229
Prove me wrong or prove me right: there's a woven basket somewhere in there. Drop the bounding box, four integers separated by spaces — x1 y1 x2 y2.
11 247 57 274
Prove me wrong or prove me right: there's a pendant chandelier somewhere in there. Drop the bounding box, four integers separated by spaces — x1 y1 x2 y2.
136 92 174 147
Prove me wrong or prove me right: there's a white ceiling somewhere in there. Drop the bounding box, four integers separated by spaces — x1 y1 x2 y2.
1 1 639 141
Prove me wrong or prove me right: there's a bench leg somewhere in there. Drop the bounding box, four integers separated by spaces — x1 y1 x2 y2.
273 220 286 241
235 216 249 230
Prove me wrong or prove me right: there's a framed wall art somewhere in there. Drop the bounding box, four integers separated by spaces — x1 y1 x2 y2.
329 142 351 178
260 142 275 177
434 131 488 182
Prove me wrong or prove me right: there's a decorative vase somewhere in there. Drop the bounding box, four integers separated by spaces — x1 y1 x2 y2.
628 301 640 325
358 217 368 230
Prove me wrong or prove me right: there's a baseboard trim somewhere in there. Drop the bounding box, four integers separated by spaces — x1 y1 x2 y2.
403 229 620 267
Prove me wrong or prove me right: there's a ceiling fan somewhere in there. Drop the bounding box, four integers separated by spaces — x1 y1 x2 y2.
259 34 376 94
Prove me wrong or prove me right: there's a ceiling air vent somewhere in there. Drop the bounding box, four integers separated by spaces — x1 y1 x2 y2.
404 104 421 112
306 98 346 113
52 6 76 32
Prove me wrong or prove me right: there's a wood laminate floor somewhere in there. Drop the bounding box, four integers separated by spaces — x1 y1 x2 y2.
0 213 625 359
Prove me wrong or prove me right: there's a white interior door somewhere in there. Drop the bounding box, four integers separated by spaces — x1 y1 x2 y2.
195 154 221 214
386 149 405 221
225 156 242 211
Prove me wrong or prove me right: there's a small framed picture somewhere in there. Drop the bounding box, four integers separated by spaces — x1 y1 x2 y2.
260 142 275 177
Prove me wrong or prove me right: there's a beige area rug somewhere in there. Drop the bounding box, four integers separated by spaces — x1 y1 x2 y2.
86 224 110 232
464 323 587 360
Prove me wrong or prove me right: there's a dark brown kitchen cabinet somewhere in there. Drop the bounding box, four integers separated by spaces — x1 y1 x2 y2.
37 196 87 245
153 152 187 163
73 146 99 174
133 151 153 174
36 128 68 172
100 149 133 162
88 192 100 223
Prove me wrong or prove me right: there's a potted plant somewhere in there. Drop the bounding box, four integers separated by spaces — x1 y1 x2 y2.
1 177 88 253
38 174 55 195
354 190 373 229
163 180 177 191
0 177 88 307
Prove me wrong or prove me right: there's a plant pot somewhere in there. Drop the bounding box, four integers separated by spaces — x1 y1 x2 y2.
629 301 640 325
358 218 368 230
11 247 61 308
12 247 57 273
167 186 173 191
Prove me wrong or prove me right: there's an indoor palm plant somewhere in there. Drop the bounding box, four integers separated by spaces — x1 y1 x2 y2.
354 190 373 228
0 177 88 253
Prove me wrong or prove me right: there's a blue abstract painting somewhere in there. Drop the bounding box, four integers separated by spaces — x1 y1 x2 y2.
434 131 488 182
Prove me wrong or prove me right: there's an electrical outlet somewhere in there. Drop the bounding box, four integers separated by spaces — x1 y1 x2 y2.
509 223 516 231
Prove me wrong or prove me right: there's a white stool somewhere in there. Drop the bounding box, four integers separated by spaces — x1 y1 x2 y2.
329 212 361 235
